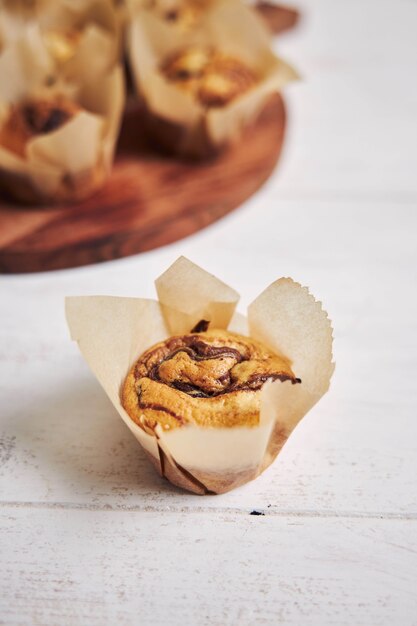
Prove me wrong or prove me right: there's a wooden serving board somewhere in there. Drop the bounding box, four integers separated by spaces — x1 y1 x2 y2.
0 5 297 274
0 96 286 273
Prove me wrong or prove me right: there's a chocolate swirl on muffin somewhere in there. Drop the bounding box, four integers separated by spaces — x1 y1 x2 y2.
122 326 300 432
0 95 79 158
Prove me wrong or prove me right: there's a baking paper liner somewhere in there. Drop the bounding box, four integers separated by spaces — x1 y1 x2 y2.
0 0 120 68
66 256 334 494
0 25 124 203
0 6 32 48
38 0 121 80
126 0 214 30
127 0 298 156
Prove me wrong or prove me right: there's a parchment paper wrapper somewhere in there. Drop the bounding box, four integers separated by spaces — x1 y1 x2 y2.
38 0 121 82
66 256 334 494
1 0 120 70
0 1 52 23
126 0 213 30
0 26 125 203
0 4 38 48
127 0 298 157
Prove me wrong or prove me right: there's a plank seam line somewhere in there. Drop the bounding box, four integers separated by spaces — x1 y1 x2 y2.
0 501 416 520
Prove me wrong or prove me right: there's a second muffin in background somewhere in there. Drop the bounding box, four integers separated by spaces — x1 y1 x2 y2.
127 0 297 157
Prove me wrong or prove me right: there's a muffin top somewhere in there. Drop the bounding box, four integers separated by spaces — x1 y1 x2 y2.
161 46 259 107
122 326 300 432
0 95 80 157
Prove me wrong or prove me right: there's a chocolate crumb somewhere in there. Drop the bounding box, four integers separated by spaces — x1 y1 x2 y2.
250 510 265 516
191 319 210 333
165 9 179 20
24 104 71 135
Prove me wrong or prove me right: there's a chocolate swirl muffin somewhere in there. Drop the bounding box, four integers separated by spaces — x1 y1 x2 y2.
161 47 259 107
0 95 79 158
122 325 300 432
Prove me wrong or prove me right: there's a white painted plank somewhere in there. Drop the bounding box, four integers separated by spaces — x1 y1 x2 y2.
0 201 416 514
274 0 417 199
1 508 416 626
0 385 415 514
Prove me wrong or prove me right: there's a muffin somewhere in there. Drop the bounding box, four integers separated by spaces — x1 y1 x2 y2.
128 0 297 157
161 46 258 108
0 22 125 203
0 95 80 158
123 326 300 433
67 257 333 494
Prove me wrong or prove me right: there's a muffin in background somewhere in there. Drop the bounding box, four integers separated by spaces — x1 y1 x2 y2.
0 28 125 203
127 0 297 157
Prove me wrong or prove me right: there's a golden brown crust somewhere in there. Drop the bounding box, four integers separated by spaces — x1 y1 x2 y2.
0 96 80 158
161 47 258 107
122 328 299 432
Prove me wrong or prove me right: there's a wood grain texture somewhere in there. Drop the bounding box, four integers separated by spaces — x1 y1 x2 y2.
0 97 285 274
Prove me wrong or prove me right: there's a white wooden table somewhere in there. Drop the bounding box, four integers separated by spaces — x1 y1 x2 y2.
1 1 417 624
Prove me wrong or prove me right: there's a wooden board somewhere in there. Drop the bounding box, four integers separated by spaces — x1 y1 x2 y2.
0 5 298 274
0 96 286 273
